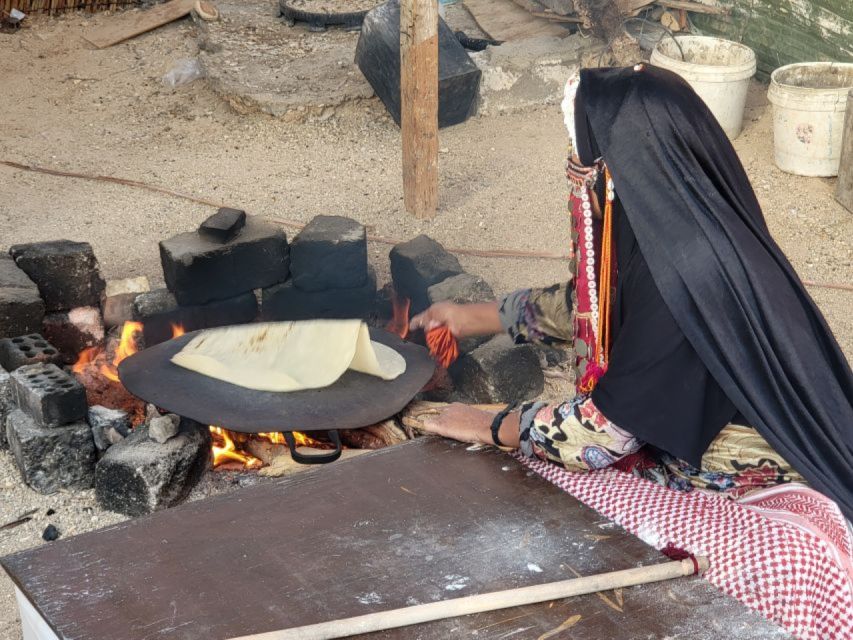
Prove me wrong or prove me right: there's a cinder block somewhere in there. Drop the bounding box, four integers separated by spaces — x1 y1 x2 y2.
9 241 105 311
0 334 62 371
0 368 11 449
290 216 368 291
390 235 463 313
5 409 96 494
95 420 211 516
11 363 87 427
159 215 289 305
0 254 44 338
261 268 377 321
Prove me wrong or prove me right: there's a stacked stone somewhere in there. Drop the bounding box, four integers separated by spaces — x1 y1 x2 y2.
147 208 287 344
390 235 544 404
8 241 107 363
261 215 376 321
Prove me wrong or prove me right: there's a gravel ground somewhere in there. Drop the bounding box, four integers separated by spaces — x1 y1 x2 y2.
0 7 851 640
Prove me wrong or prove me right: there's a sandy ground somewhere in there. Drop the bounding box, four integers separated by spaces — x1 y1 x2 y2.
0 6 851 639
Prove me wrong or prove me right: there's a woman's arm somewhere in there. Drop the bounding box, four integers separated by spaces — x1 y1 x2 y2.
409 301 503 338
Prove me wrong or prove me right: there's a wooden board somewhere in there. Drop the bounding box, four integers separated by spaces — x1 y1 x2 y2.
465 0 568 41
1 439 790 640
83 0 196 48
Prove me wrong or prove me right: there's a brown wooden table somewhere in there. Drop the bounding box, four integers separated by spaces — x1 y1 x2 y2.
2 438 790 639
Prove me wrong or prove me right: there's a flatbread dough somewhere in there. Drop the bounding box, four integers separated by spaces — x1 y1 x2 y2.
171 320 406 392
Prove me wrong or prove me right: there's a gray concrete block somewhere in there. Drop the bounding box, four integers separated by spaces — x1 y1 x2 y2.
11 363 87 427
0 368 11 450
0 333 61 372
0 254 45 339
290 216 368 291
95 420 211 517
159 215 289 305
390 235 463 313
450 335 544 404
5 409 96 494
9 240 105 311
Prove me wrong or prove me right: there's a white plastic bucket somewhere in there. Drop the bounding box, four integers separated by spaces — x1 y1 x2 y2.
767 62 853 177
651 35 756 139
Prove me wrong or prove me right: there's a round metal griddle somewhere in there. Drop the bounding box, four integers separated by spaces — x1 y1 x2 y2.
118 326 434 454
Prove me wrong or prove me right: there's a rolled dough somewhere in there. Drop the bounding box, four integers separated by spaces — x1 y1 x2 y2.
171 320 406 392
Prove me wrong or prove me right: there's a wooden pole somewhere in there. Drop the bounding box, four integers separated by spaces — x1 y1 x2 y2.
835 90 853 213
227 557 708 640
400 0 439 219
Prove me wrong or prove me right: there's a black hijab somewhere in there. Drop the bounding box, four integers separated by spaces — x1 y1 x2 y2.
574 65 853 519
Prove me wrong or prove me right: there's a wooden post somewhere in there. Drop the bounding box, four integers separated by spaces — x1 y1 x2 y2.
400 0 439 219
835 90 853 213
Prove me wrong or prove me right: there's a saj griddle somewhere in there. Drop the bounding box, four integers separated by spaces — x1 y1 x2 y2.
117 326 435 464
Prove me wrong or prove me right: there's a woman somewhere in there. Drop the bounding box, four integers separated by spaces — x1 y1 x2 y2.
411 65 853 520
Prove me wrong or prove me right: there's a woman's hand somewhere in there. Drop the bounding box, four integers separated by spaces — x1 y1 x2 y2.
409 301 503 339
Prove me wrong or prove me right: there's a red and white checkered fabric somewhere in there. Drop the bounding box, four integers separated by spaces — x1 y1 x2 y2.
516 456 853 639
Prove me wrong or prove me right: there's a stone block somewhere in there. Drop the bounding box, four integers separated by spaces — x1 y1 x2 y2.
102 276 150 328
198 207 246 243
159 215 289 305
261 268 377 321
0 368 11 449
450 335 544 404
9 241 105 311
94 419 212 517
149 414 180 444
0 334 61 371
290 216 368 292
87 405 131 453
390 235 463 313
427 273 495 305
11 363 87 427
133 289 258 346
5 409 96 494
0 254 45 338
42 307 105 363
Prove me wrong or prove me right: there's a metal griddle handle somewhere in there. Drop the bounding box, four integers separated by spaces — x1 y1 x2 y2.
283 430 343 464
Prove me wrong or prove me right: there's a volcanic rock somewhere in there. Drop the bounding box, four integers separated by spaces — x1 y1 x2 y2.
88 405 131 453
5 409 96 494
149 414 180 444
198 207 247 243
9 240 105 311
390 235 463 313
0 254 45 338
261 267 377 321
290 215 368 291
427 273 494 306
94 419 212 517
159 215 289 305
42 524 60 542
450 335 544 404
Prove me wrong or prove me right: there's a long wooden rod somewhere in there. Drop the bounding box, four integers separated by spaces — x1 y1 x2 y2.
226 557 708 640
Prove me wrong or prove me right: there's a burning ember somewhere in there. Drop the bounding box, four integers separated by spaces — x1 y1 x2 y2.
210 427 329 469
74 321 144 383
386 292 411 340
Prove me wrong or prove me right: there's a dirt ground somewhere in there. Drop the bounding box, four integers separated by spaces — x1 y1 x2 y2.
0 5 851 639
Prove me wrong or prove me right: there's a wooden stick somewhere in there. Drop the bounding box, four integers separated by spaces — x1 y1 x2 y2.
226 557 708 640
400 0 439 219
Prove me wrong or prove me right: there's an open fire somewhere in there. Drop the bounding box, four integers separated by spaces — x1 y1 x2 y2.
71 321 322 470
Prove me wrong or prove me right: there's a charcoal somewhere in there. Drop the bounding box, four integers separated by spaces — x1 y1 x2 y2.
102 277 150 328
42 525 60 542
0 368 11 449
390 235 463 314
261 268 377 321
11 363 87 427
149 414 180 444
5 409 96 494
290 216 368 292
159 215 289 305
42 307 105 363
132 289 258 346
87 405 131 453
355 1 481 128
198 207 247 243
94 419 211 517
0 333 62 371
0 254 45 338
9 241 105 311
449 335 544 404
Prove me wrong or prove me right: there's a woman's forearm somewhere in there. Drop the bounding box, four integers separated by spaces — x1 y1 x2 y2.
459 302 504 337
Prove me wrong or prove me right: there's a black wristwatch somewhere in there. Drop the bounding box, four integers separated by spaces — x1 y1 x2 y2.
491 401 519 447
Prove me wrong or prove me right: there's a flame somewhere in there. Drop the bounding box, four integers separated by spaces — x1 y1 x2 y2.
386 291 411 339
170 323 185 338
72 346 100 375
257 431 323 447
209 426 263 468
100 321 143 382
